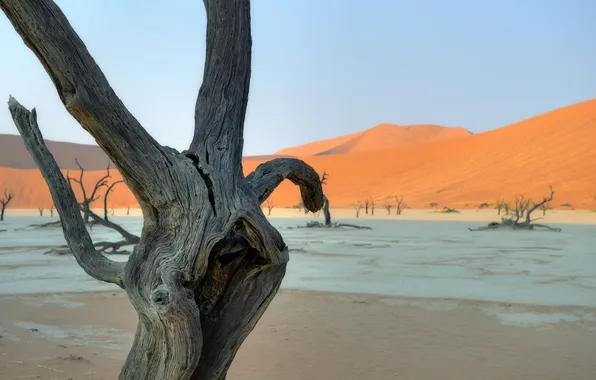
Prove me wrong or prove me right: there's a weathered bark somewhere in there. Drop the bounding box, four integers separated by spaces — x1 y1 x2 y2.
0 189 14 221
2 1 324 379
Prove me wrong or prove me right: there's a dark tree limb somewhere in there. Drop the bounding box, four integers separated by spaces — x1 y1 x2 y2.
245 158 324 212
0 0 174 206
67 160 111 222
7 97 125 287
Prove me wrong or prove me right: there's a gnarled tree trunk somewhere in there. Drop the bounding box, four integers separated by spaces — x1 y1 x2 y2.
2 1 324 379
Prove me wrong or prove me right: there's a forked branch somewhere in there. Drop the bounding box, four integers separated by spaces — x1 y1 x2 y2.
7 97 125 287
245 158 324 212
0 0 172 206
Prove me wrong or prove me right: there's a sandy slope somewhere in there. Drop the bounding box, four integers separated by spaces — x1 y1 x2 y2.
1 99 595 209
276 123 471 156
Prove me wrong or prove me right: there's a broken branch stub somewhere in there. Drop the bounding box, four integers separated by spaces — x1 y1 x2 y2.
2 0 325 378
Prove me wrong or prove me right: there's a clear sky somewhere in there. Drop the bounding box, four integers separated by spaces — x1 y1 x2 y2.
0 0 594 156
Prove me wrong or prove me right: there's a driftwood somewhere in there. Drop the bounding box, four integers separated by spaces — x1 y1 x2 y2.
3 1 324 379
469 186 561 232
301 221 371 230
0 189 13 221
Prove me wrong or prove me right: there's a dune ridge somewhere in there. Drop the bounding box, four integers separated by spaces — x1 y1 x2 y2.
276 123 471 157
1 99 595 210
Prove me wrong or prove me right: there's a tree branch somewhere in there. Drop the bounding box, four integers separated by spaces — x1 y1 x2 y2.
188 0 252 181
7 96 125 288
104 180 123 221
245 158 324 213
0 0 174 206
524 185 555 224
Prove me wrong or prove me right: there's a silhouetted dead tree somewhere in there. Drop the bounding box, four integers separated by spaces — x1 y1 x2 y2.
479 202 490 209
353 202 362 218
469 186 561 232
5 1 325 378
49 205 54 217
365 199 369 214
385 204 392 215
321 171 332 226
495 199 505 215
38 207 44 216
67 158 110 223
264 198 274 216
0 189 13 221
395 195 406 215
103 179 123 221
126 205 130 216
371 198 375 216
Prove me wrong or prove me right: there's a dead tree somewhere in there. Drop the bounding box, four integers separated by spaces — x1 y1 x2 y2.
4 2 324 379
49 204 54 217
371 198 375 216
126 205 130 216
365 199 369 214
385 204 392 215
321 171 332 226
0 189 13 221
38 207 44 216
67 158 111 223
495 199 505 215
395 195 406 215
469 186 561 232
103 179 123 221
264 198 274 216
353 202 362 218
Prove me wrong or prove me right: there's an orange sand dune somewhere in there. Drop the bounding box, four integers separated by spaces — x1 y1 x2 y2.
276 123 471 157
1 99 595 210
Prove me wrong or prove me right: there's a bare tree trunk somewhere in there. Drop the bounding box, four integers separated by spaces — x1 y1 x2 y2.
3 1 324 379
322 196 332 226
0 206 5 221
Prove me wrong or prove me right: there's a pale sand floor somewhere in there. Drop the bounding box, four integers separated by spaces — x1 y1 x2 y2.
1 289 595 380
6 207 596 224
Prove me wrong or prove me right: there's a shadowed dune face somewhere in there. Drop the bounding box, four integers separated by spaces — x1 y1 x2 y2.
276 123 472 157
1 99 595 209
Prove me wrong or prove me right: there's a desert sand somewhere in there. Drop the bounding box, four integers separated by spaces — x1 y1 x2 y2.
1 99 595 210
2 290 595 380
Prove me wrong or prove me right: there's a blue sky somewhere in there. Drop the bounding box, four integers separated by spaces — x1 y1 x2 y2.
0 0 594 156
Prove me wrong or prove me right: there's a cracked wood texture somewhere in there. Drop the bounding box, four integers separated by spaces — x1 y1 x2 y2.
1 1 324 379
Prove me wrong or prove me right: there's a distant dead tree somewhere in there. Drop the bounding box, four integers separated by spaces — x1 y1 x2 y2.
365 199 369 215
67 158 111 223
384 204 392 215
58 160 139 253
264 198 274 216
395 195 406 215
371 198 375 216
353 202 362 218
321 171 332 226
38 207 44 216
470 186 561 232
0 189 13 221
479 202 490 209
49 204 54 217
103 179 123 221
126 205 130 216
